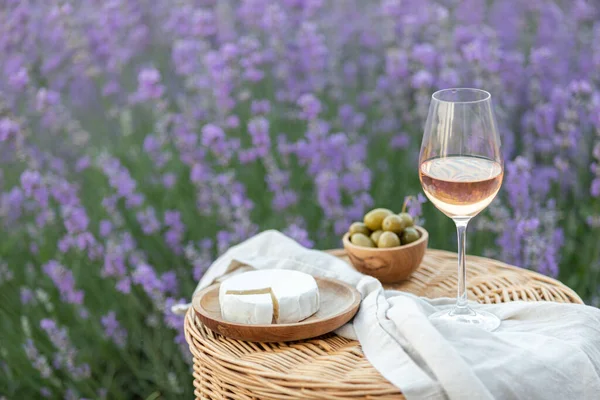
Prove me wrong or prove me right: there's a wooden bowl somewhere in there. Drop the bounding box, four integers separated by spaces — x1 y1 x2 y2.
342 226 428 283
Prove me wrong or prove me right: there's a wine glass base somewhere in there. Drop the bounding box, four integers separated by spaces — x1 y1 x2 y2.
429 307 501 332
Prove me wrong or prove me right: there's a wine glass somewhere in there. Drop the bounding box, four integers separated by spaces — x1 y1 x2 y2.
419 88 503 331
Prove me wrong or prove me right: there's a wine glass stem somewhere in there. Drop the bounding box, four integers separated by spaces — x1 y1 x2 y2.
454 218 470 309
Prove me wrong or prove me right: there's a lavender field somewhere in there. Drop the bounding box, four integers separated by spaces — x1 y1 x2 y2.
1 0 600 398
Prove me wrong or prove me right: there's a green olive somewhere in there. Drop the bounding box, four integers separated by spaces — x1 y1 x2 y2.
370 229 384 246
398 212 414 228
350 233 375 248
401 227 420 245
377 231 401 248
349 222 370 236
382 215 406 233
363 208 393 231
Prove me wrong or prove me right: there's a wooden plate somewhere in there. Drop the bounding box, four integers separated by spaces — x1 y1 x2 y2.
192 276 361 342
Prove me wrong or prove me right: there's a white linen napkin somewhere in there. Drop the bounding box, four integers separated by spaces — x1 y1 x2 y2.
190 230 600 400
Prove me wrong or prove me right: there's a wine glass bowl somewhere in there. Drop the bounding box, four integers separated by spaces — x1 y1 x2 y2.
419 88 503 331
419 156 503 218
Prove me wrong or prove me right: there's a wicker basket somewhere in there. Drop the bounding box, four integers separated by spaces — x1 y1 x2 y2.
185 249 582 400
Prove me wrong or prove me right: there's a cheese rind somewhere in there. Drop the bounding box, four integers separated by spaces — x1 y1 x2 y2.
219 270 320 325
220 293 274 325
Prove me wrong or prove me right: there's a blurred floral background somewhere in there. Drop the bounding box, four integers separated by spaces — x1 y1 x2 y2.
1 0 600 398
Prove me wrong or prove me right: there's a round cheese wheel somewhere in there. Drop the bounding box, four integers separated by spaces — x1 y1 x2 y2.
219 270 320 325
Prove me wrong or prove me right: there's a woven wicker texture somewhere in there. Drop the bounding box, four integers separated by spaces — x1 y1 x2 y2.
184 249 583 400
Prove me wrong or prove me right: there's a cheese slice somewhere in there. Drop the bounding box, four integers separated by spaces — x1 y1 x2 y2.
220 292 274 325
218 270 320 325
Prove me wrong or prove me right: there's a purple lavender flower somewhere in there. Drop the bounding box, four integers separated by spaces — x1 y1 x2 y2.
79 307 90 320
116 278 131 294
101 311 127 348
133 67 165 102
99 157 141 206
163 297 186 330
126 193 145 208
216 230 233 255
99 220 112 237
132 263 164 299
8 67 29 90
247 117 271 157
0 187 24 224
163 297 188 354
480 157 564 277
591 179 600 197
23 339 52 379
412 43 437 69
162 173 176 188
143 135 160 153
172 39 203 76
405 194 427 221
201 123 236 163
62 206 90 233
20 287 34 305
251 99 271 115
64 388 78 400
39 319 90 380
283 223 314 248
0 117 20 143
75 156 91 172
262 3 288 32
188 239 214 281
50 179 80 207
411 70 434 89
201 124 225 146
20 170 44 199
102 251 126 279
161 271 179 295
164 210 184 253
390 133 410 149
190 163 210 184
505 157 532 213
386 49 409 79
136 207 160 235
35 88 60 111
42 261 84 305
297 94 321 120
40 387 52 398
191 8 217 37
225 115 240 129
